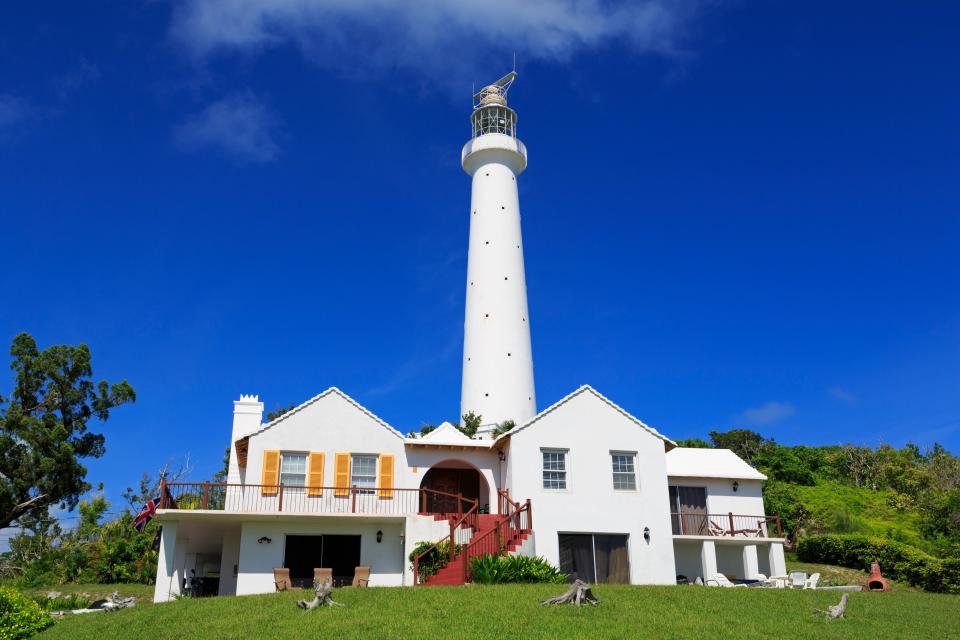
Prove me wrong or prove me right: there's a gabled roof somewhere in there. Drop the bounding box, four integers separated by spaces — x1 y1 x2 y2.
404 421 493 449
666 447 767 480
243 387 405 441
493 385 676 450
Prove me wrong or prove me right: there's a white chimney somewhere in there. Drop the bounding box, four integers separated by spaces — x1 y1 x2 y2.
228 394 263 485
232 394 264 441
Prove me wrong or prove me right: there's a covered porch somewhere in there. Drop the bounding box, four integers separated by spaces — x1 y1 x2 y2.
153 510 449 602
673 536 787 584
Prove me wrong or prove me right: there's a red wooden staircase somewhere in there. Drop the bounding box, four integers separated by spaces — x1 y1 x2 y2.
414 491 532 587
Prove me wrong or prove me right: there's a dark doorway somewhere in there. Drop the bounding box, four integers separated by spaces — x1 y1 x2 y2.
668 486 707 535
558 533 630 584
284 535 323 588
283 534 361 588
421 467 481 513
322 535 361 586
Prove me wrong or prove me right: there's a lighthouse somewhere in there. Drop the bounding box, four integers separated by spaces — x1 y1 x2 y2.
460 72 536 434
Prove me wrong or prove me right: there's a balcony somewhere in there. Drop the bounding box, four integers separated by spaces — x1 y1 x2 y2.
159 481 477 517
671 512 782 538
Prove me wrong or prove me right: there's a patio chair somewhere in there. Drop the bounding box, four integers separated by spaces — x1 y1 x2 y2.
804 572 821 590
352 566 371 587
274 567 292 592
789 571 807 588
706 573 747 588
707 521 728 537
768 575 789 589
314 568 333 587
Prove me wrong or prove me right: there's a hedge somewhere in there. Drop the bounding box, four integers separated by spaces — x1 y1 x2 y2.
797 534 960 594
0 587 54 640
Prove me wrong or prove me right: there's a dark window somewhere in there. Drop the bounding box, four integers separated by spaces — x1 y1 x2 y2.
558 533 629 584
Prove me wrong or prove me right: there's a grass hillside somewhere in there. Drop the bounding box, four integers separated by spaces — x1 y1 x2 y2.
791 482 929 550
39 584 960 640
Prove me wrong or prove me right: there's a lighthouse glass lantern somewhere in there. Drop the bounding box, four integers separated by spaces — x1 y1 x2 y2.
471 81 517 138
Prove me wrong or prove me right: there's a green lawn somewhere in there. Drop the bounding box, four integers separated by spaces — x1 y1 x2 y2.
38 584 960 640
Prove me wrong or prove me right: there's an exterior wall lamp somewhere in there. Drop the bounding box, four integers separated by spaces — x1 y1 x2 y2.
732 481 739 492
257 536 272 544
376 530 383 543
497 450 506 462
643 527 650 543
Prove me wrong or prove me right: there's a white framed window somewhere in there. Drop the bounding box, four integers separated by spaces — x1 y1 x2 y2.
280 453 307 492
611 452 637 490
542 449 568 490
351 454 378 494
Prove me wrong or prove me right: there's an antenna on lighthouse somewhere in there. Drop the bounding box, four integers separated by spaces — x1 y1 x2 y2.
472 71 516 109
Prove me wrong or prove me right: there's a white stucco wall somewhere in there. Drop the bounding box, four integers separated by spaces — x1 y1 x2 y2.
504 389 676 584
217 530 241 596
667 476 766 517
243 392 408 490
236 392 502 514
235 518 406 595
154 522 179 603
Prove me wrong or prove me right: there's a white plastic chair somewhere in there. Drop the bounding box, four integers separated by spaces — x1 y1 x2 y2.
803 572 820 590
789 571 807 588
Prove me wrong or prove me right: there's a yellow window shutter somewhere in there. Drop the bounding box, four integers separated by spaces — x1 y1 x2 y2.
333 452 351 497
261 450 280 496
307 452 325 497
378 454 395 499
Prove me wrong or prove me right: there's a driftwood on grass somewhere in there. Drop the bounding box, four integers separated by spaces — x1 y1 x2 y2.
813 593 849 620
51 591 136 617
541 579 599 607
297 580 343 610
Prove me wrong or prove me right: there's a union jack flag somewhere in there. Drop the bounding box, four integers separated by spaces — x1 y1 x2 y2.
134 496 161 532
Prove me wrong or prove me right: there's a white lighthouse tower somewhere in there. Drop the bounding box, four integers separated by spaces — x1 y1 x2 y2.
460 72 536 433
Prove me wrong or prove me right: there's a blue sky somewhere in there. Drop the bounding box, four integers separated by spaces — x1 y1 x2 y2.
1 1 958 524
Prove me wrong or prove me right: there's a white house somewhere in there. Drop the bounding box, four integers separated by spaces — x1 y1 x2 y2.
153 384 785 600
152 73 786 601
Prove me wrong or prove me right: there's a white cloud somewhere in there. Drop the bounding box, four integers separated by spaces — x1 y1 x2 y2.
53 59 101 100
737 401 796 427
170 0 705 83
828 386 857 406
174 91 281 162
0 94 28 130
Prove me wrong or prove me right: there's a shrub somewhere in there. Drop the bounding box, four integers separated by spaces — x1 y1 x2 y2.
469 554 567 584
409 540 461 582
797 534 960 594
0 587 54 640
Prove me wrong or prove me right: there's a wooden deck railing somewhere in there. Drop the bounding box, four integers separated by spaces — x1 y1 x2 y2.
412 501 479 585
671 512 782 538
159 481 478 517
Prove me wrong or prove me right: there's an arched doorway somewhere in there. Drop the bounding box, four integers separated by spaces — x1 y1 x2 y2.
419 460 490 514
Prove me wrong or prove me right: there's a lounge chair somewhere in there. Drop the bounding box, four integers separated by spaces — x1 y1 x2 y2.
706 573 747 588
274 567 292 592
352 566 371 587
314 567 333 587
804 572 821 590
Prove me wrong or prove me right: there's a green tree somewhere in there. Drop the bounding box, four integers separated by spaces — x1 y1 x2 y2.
708 429 773 465
417 424 437 436
456 411 483 439
675 437 712 448
491 419 516 439
0 333 135 529
266 404 295 422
